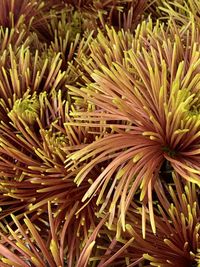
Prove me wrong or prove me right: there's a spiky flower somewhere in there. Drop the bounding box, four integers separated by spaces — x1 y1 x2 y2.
0 85 107 256
0 202 111 267
121 173 200 267
0 45 66 114
0 44 68 219
0 1 200 267
66 19 200 235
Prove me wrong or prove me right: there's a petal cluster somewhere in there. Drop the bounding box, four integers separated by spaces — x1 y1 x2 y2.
0 1 199 266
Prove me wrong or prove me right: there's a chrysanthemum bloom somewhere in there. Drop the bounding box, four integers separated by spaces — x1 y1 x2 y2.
0 45 65 117
0 96 118 265
0 43 67 211
0 9 110 261
120 174 200 267
0 203 108 267
0 44 108 255
0 0 92 55
66 19 200 235
0 88 97 210
0 90 112 266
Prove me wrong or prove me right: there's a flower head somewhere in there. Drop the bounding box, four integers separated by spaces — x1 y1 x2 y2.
123 174 200 267
66 19 200 234
0 203 110 267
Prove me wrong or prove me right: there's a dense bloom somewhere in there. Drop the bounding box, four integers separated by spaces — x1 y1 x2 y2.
0 203 108 267
0 1 200 266
66 19 200 234
122 174 200 267
0 88 98 210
